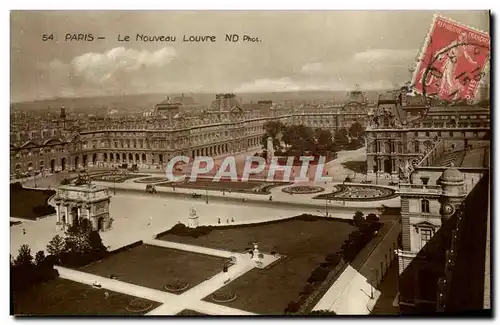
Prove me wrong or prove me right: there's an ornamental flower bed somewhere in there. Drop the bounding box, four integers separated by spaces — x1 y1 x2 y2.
282 185 326 194
125 298 154 313
211 291 237 303
164 280 189 292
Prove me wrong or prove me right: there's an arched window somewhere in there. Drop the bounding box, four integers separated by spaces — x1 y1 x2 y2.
421 199 430 213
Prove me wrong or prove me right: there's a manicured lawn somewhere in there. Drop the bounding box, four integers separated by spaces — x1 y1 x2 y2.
11 278 161 315
159 217 356 314
157 179 288 195
10 183 55 220
80 244 226 293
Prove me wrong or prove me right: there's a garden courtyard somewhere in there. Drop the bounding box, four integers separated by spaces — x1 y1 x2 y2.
158 216 358 314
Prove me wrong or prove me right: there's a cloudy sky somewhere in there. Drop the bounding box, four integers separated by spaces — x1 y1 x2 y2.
11 10 489 102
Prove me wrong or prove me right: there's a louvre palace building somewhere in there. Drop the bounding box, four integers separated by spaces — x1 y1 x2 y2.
366 89 490 178
10 91 371 176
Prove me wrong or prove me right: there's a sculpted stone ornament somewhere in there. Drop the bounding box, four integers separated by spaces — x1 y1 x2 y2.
399 160 414 183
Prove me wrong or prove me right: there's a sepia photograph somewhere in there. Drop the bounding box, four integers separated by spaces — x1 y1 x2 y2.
9 9 491 316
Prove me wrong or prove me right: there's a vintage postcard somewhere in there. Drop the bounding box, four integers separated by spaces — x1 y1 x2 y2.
10 10 491 316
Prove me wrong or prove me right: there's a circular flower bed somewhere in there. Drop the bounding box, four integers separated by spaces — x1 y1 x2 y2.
282 185 326 194
164 280 189 292
314 184 397 201
134 177 169 184
211 290 237 303
126 298 154 312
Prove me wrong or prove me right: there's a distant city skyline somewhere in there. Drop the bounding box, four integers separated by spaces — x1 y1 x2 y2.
11 10 489 102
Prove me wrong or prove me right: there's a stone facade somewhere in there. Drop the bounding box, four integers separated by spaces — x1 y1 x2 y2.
365 90 490 179
52 184 112 232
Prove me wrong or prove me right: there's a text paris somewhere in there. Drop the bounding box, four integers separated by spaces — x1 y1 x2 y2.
182 35 216 43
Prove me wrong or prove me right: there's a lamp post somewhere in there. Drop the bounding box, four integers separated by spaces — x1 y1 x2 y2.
325 198 329 217
112 168 117 195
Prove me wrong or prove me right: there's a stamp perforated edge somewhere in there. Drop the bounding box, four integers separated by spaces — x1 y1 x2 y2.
410 14 491 101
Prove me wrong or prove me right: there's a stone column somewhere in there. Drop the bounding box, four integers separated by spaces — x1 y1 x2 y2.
56 204 61 223
65 205 70 226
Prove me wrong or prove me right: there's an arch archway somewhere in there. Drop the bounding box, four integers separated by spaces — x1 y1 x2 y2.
70 206 79 226
135 153 139 162
110 153 114 162
103 153 108 162
129 153 133 161
122 153 126 161
92 153 97 164
61 157 66 171
50 159 55 173
74 156 79 168
83 155 88 166
142 153 146 162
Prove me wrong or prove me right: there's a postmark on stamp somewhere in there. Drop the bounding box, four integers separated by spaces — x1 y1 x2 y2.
412 15 490 103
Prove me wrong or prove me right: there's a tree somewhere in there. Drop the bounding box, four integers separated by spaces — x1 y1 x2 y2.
46 234 66 257
334 128 350 149
348 122 365 139
65 218 93 253
261 121 285 150
13 244 34 268
366 213 380 222
314 129 335 154
88 230 107 252
35 250 46 266
353 211 365 227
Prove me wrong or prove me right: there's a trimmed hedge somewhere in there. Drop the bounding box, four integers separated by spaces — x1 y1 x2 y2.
156 214 351 239
59 250 109 268
164 223 213 238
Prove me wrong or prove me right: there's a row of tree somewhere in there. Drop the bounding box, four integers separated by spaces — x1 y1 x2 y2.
11 219 108 294
260 121 365 156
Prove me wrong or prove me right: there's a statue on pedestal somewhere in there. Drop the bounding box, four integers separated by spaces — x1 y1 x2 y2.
251 242 260 261
188 207 199 228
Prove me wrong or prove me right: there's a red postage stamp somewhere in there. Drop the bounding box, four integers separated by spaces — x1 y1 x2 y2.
412 15 490 103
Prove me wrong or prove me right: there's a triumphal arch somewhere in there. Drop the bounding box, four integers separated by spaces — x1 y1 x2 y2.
52 184 112 231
